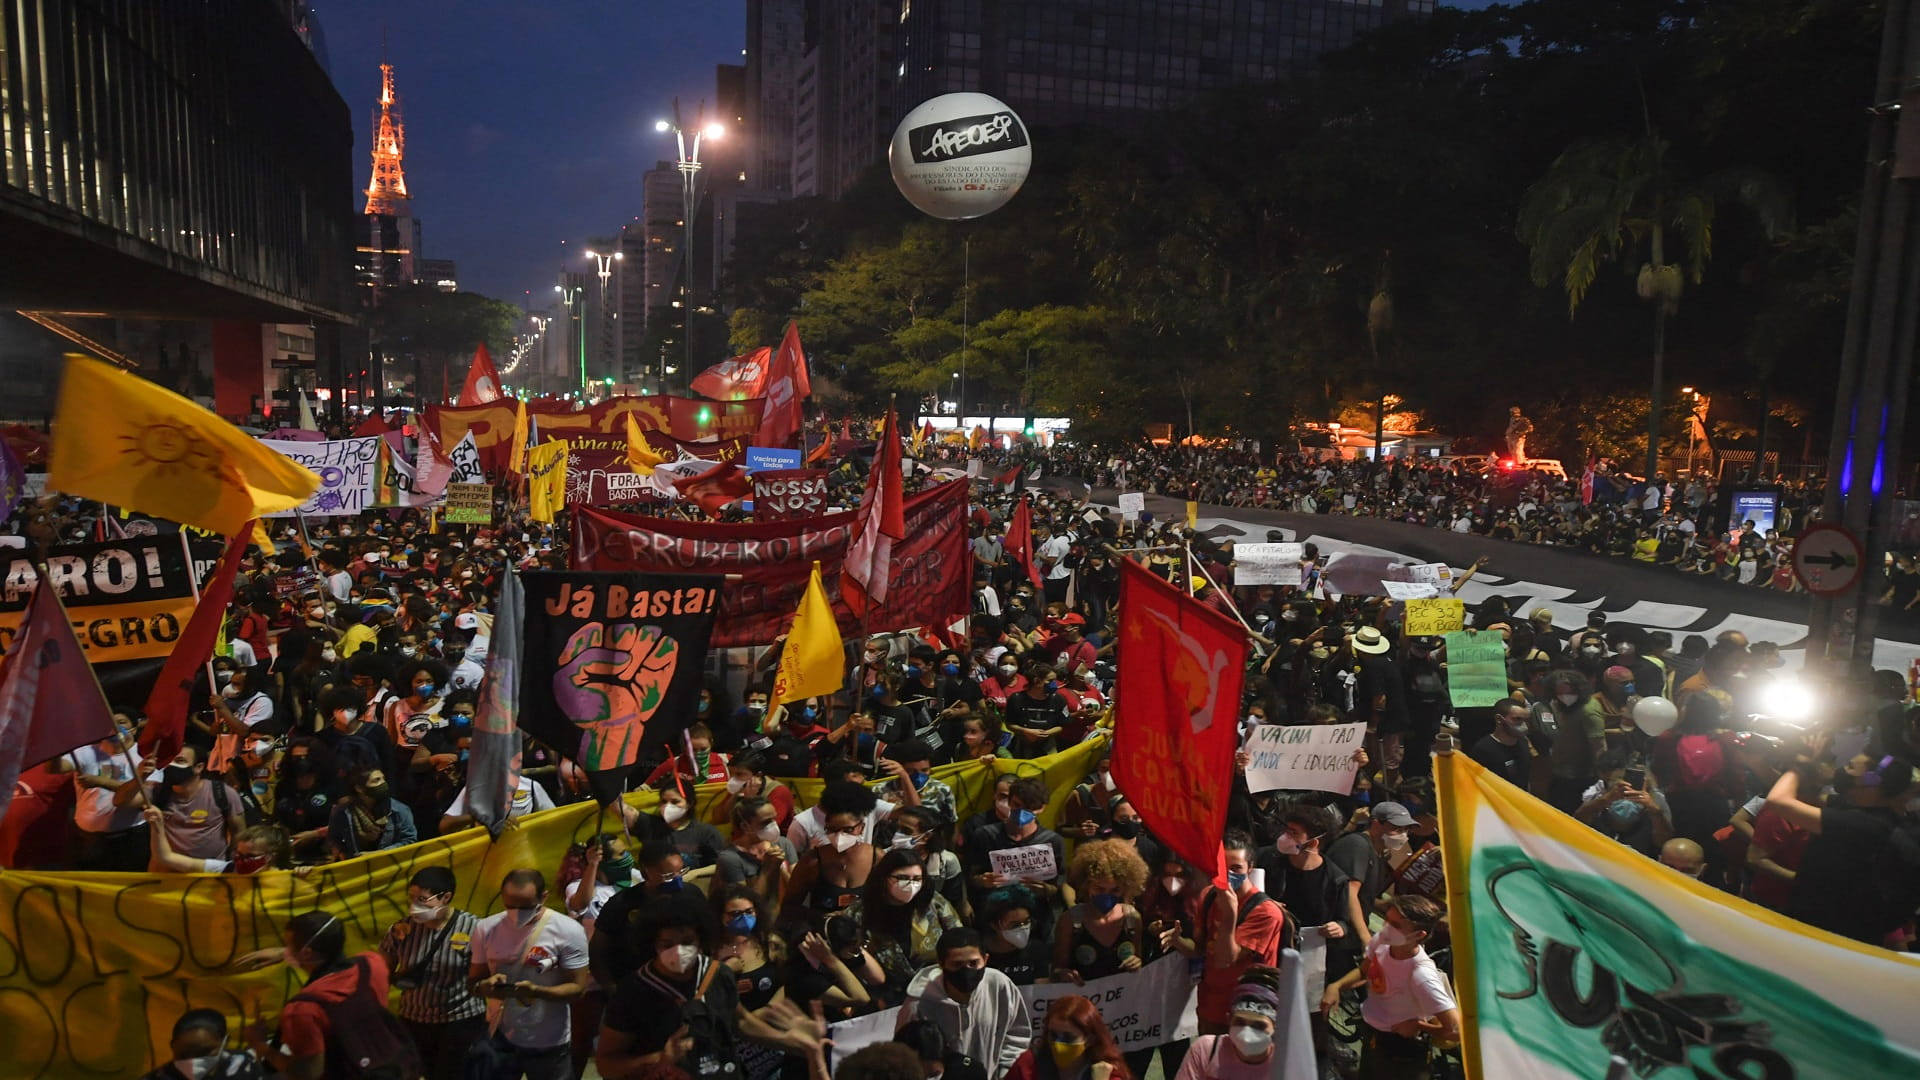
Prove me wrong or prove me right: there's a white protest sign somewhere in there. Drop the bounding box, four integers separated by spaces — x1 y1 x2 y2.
828 956 1200 1063
1406 562 1453 587
1233 542 1304 586
447 431 485 485
989 842 1059 882
260 437 381 517
1022 955 1198 1052
1242 722 1367 794
1117 491 1145 519
1382 580 1440 600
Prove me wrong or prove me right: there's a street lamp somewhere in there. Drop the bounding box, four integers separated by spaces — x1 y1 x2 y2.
555 283 585 397
656 99 723 393
583 248 623 303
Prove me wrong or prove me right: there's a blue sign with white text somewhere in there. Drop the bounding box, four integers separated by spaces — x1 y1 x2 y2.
744 446 803 473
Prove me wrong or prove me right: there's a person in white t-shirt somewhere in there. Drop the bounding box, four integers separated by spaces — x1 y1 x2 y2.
1321 894 1458 1079
439 775 555 836
68 730 148 870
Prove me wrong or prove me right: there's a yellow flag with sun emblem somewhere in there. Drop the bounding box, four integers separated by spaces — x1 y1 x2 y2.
50 356 321 536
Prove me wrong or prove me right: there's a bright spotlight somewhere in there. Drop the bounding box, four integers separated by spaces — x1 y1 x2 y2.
704 122 725 139
654 120 671 132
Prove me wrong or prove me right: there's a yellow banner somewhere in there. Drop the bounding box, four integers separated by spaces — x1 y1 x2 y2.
527 439 570 523
0 738 1105 1079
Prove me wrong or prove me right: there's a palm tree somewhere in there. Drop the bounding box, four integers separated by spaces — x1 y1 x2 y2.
1517 133 1791 479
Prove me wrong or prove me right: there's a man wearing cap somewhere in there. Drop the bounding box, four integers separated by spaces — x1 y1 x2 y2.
1040 612 1096 676
1323 801 1412 991
447 612 489 693
1351 628 1410 781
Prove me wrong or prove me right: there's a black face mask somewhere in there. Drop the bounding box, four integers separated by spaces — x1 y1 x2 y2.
944 966 986 993
1110 820 1142 840
163 764 197 786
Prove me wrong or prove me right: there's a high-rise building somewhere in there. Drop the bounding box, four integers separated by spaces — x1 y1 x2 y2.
616 222 649 380
792 0 897 199
358 61 419 298
895 0 1434 130
639 161 687 364
745 0 806 195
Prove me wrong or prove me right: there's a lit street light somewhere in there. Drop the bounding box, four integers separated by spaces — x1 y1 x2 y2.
584 247 623 302
656 99 723 393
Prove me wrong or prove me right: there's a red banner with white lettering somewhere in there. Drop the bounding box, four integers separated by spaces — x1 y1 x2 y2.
571 480 970 647
1111 557 1247 884
753 468 831 521
426 397 765 474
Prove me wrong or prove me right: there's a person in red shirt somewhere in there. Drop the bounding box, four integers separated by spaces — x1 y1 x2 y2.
246 911 419 1079
1747 797 1814 911
1196 831 1288 1035
1040 613 1098 677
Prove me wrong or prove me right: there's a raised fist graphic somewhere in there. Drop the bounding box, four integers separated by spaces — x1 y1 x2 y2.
552 621 680 770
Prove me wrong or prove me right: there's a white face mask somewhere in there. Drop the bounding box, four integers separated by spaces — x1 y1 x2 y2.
320 648 338 662
661 803 687 824
1383 832 1409 851
829 832 859 853
726 777 747 794
1556 693 1579 706
889 878 924 902
1377 923 1411 948
659 943 700 975
1002 924 1032 948
1229 1025 1273 1059
757 822 782 843
1274 834 1303 856
336 708 360 725
409 902 444 924
171 1054 221 1079
220 684 240 699
1161 875 1185 896
399 646 417 657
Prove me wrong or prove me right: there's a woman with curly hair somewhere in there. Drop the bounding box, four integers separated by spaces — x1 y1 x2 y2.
1051 839 1147 985
1004 994 1133 1080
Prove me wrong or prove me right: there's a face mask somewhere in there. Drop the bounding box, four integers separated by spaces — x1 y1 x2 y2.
233 853 272 874
247 741 273 759
995 796 1011 817
399 647 418 658
320 648 338 662
801 706 819 721
362 782 390 800
1230 1025 1274 1058
856 732 876 750
510 905 544 926
1377 924 1411 948
889 878 924 902
1009 808 1036 830
336 708 360 726
944 965 985 994
1504 719 1529 737
220 684 240 699
604 852 636 877
1045 680 1061 693
661 803 687 825
1606 799 1644 827
1621 683 1636 696
1161 875 1185 896
163 764 197 787
1090 892 1121 914
757 822 782 843
697 700 712 714
725 911 759 935
1002 923 1032 948
171 1054 222 1079
1049 1041 1085 1069
1556 693 1578 706
726 777 748 794
1227 870 1247 892
999 666 1018 677
656 873 686 893
942 663 961 677
830 832 859 853
1275 834 1303 856
905 665 924 680
910 771 930 790
659 943 700 975
409 902 444 923
1111 819 1141 840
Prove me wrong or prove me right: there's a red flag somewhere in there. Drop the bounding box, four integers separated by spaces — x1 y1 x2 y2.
1111 558 1248 886
754 324 811 448
139 529 250 766
350 411 390 437
691 346 772 402
841 407 906 617
1004 496 1044 591
806 433 832 464
458 343 505 406
671 461 754 516
0 580 120 821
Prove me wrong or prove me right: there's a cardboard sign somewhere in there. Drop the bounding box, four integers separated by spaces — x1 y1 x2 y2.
1117 491 1145 519
1406 562 1454 588
270 566 320 599
1444 630 1509 707
1242 722 1367 794
443 483 494 524
988 842 1059 882
752 468 830 521
1234 541 1304 586
1403 597 1465 636
1382 580 1440 600
259 437 384 517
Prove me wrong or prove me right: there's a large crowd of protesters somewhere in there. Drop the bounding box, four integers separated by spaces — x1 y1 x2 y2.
2 436 1917 1080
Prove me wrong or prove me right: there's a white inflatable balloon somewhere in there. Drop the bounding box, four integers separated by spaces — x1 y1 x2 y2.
888 93 1032 220
1632 695 1679 737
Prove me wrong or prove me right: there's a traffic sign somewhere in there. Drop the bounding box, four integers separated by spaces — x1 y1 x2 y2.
1792 523 1864 596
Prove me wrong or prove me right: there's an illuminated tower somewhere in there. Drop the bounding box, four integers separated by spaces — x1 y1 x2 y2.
356 61 421 298
364 62 410 215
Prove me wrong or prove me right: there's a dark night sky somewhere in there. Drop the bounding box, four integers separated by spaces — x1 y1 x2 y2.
315 1 1493 309
317 0 743 307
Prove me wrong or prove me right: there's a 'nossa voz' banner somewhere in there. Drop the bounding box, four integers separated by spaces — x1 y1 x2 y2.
0 535 221 662
516 572 722 802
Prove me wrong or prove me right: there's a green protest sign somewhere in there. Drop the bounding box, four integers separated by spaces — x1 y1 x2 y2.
1445 630 1509 708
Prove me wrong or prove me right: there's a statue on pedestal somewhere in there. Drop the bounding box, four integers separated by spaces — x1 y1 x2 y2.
1505 406 1533 463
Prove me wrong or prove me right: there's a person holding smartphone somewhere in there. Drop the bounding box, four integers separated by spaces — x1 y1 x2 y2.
1575 750 1672 858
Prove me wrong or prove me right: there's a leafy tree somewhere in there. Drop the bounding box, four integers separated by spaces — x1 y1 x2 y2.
371 286 521 406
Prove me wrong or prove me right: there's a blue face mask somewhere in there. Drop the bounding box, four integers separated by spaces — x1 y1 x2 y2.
857 732 876 749
658 874 685 893
1091 893 1121 914
1010 808 1036 829
802 706 819 721
725 912 758 934
1606 799 1644 827
942 663 961 677
869 685 888 700
911 771 930 790
905 665 924 680
1227 870 1247 891
452 713 473 728
1045 680 1061 693
415 683 436 698
1622 683 1636 696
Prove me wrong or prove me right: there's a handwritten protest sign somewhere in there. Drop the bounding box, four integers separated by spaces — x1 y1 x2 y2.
989 842 1059 882
1444 630 1509 707
1382 580 1440 599
443 483 494 524
1233 542 1303 586
1117 491 1145 519
1406 562 1454 588
1403 597 1465 636
260 437 382 516
827 956 1198 1066
753 468 830 521
1242 722 1367 794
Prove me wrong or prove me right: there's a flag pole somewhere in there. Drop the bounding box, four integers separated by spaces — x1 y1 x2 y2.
1183 540 1272 648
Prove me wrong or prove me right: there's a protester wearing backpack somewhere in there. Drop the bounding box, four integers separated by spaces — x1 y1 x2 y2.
247 911 425 1080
